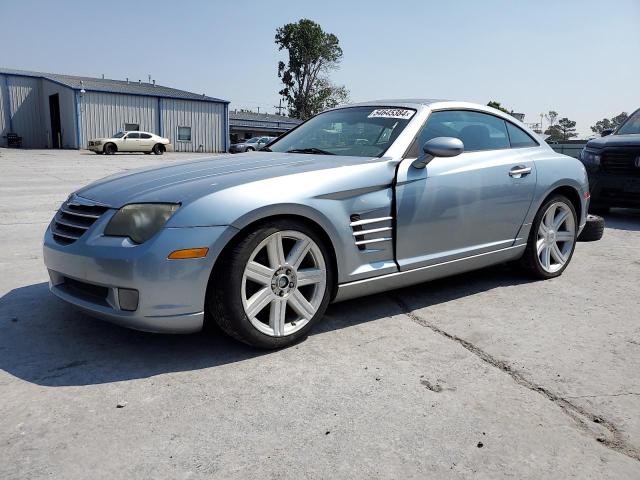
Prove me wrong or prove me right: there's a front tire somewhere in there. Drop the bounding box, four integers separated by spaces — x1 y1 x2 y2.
520 195 577 279
103 143 117 155
245 147 254 152
209 219 334 349
153 144 165 155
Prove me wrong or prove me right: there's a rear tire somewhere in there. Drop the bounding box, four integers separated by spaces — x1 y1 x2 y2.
208 219 334 349
578 214 605 242
519 194 577 279
153 144 165 155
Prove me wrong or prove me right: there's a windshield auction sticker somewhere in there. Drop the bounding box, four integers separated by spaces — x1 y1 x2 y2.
368 108 415 120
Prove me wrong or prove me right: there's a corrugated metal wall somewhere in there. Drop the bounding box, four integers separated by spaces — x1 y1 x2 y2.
160 98 225 152
79 91 157 148
0 73 227 152
0 75 7 147
2 75 45 148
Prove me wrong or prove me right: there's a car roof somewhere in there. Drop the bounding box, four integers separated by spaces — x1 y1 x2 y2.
345 98 450 109
342 99 506 112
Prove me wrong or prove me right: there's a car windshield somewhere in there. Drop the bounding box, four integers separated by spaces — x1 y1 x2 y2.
268 106 416 157
112 132 126 138
245 137 260 143
616 110 640 135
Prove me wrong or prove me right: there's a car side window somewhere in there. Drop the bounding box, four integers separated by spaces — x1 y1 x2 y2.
140 133 152 139
505 122 538 148
411 110 510 155
126 132 140 139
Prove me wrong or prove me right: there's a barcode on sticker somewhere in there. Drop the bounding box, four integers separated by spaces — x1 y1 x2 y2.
368 108 415 120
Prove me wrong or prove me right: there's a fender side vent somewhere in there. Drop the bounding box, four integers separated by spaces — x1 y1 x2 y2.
349 214 393 251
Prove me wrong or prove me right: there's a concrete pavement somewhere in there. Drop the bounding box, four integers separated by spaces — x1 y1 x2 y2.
1 148 639 479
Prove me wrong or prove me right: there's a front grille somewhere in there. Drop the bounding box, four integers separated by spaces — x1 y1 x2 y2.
60 276 109 304
601 151 640 176
52 198 110 245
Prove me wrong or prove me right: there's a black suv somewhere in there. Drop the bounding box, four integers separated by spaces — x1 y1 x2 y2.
579 108 640 213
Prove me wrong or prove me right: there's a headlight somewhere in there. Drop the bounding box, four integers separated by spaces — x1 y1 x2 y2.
95 140 102 145
104 203 179 244
580 150 600 166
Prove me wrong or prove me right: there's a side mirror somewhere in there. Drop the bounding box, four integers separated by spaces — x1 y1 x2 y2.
601 129 614 137
412 137 464 169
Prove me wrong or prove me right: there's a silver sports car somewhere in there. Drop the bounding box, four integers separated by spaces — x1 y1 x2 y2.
43 100 589 348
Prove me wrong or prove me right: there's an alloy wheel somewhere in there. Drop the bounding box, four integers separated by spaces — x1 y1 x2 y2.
536 202 576 273
241 230 327 337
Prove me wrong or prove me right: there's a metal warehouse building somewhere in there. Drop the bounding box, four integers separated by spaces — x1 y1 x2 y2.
229 110 302 143
0 68 229 152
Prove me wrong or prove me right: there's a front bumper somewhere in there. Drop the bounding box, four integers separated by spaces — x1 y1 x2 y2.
588 173 640 208
43 217 234 333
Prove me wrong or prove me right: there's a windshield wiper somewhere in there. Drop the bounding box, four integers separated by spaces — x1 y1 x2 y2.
285 148 335 155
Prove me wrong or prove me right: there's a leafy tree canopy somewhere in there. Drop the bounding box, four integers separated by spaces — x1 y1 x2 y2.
276 19 349 120
545 117 578 141
487 101 510 114
590 112 628 134
545 111 558 127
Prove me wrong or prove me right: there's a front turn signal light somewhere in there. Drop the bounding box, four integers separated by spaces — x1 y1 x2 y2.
168 248 209 260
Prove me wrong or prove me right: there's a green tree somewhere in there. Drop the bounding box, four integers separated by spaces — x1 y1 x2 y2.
590 112 628 134
487 100 510 114
545 117 577 141
544 111 558 127
275 19 349 120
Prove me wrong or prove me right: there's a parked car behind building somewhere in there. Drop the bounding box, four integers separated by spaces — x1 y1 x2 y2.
228 136 274 153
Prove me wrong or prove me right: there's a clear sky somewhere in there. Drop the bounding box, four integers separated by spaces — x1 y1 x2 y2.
2 0 638 137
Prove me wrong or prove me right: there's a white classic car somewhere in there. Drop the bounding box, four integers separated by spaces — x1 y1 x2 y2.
87 131 173 155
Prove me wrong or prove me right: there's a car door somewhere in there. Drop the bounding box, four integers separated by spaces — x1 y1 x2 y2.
139 133 154 151
395 109 538 270
257 137 269 150
122 132 141 152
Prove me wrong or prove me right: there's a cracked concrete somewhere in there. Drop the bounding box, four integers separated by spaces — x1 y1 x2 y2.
393 295 640 462
1 149 640 479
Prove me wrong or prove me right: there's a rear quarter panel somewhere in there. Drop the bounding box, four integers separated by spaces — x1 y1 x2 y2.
525 152 589 233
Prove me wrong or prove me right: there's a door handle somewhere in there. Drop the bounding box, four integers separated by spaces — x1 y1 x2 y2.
509 165 532 178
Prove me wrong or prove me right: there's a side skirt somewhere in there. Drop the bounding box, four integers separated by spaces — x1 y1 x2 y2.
333 244 526 302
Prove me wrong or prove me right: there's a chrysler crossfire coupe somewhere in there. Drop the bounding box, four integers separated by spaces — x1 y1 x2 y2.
44 100 589 348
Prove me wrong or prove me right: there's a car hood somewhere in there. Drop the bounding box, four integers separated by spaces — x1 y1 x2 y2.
75 152 381 208
586 134 640 150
